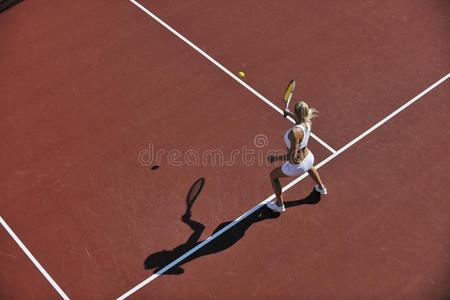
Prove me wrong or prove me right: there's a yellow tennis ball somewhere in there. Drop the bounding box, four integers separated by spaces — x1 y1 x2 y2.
238 71 245 78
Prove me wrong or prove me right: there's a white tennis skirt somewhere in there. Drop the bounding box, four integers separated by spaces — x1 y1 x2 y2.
281 151 314 177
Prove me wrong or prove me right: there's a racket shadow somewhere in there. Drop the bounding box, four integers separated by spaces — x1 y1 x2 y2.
144 184 321 275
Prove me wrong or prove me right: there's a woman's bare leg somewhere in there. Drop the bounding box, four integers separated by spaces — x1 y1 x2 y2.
270 167 288 206
308 166 325 189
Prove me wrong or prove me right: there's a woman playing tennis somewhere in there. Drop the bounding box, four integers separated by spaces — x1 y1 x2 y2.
267 101 327 213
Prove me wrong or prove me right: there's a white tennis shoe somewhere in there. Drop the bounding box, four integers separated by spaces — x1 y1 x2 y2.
314 185 328 195
267 200 285 212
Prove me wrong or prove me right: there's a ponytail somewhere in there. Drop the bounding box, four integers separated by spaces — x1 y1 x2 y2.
294 101 318 126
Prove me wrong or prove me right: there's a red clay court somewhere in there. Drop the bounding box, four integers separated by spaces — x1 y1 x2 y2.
1 1 449 299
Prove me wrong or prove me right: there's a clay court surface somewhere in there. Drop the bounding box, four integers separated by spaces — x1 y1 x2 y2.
1 1 449 299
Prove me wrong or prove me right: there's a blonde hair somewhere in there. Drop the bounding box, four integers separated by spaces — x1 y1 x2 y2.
294 101 318 125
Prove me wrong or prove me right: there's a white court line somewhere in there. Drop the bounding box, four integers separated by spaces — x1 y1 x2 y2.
0 216 70 300
117 73 449 300
128 0 337 154
284 73 450 190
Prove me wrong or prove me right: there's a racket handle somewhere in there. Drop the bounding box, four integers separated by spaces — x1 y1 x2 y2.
283 104 289 118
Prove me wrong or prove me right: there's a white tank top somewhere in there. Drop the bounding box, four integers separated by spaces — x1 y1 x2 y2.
283 123 310 149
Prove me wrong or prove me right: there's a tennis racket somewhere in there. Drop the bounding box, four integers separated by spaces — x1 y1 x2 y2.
283 80 296 117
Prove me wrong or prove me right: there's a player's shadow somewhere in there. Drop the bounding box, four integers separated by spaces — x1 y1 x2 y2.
144 180 321 275
284 190 321 207
0 0 22 13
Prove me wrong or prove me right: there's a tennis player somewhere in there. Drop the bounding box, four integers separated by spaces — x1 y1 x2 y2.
267 101 327 212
